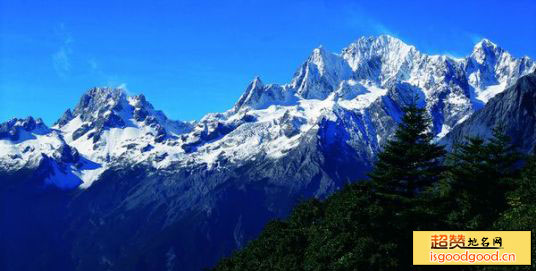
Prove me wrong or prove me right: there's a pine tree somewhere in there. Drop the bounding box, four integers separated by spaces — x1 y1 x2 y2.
440 128 522 230
495 154 536 268
507 154 536 208
367 102 446 270
368 102 446 203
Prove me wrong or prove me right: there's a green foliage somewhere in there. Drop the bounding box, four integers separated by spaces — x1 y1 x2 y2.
213 183 396 271
494 155 536 269
303 183 392 271
369 103 446 200
439 128 522 230
213 108 534 271
360 103 446 269
215 219 304 271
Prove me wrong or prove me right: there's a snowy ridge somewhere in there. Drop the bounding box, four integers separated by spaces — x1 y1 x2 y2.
1 35 534 189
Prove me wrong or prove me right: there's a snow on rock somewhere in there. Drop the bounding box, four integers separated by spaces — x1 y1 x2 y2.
292 46 353 99
1 35 534 189
0 117 96 189
467 39 535 103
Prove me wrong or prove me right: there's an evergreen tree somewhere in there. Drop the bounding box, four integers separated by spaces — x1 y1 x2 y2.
366 102 446 270
214 108 533 271
368 103 446 202
495 154 536 269
213 182 389 271
440 128 521 229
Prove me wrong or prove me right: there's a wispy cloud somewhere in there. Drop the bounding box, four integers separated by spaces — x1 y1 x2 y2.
52 24 73 78
467 33 485 44
87 58 131 92
88 58 99 72
116 83 128 91
369 22 395 37
341 4 397 38
112 82 134 96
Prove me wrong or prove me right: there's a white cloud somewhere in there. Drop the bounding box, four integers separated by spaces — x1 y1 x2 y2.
118 83 137 96
88 58 99 71
468 33 485 44
370 22 395 36
341 4 397 38
117 83 127 90
52 24 74 78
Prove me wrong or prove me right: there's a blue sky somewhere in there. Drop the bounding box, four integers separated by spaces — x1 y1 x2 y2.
1 0 535 125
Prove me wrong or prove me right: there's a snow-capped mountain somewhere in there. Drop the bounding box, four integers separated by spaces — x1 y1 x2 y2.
443 71 536 152
1 87 194 188
53 87 193 187
0 117 85 188
2 36 534 190
1 35 535 271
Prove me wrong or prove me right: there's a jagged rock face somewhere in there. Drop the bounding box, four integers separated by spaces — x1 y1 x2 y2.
3 36 532 189
73 87 127 122
467 39 534 89
0 117 88 190
57 88 129 141
1 36 535 271
292 46 353 100
443 72 536 152
233 77 296 112
57 87 192 144
0 117 48 141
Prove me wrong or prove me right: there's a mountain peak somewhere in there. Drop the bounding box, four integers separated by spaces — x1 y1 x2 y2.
54 87 128 129
342 35 415 61
54 86 192 149
313 45 326 53
233 76 266 111
471 38 504 64
0 116 49 141
84 86 124 97
443 72 536 152
251 76 263 87
80 87 125 105
474 38 498 50
309 46 329 65
377 34 403 43
465 37 532 92
75 87 126 120
350 35 409 50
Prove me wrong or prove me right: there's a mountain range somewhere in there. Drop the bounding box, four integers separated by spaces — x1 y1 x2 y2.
1 35 535 271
